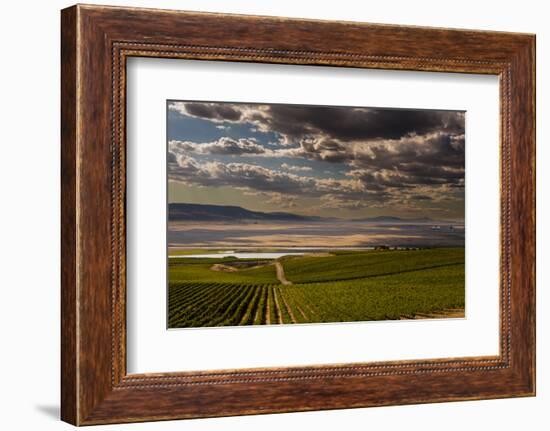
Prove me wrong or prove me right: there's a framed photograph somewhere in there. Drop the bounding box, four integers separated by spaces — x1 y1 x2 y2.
61 4 535 425
165 100 467 329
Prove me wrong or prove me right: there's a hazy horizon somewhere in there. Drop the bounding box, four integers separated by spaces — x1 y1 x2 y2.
167 201 465 223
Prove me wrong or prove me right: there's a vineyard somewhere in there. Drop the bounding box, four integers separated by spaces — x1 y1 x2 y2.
168 248 465 328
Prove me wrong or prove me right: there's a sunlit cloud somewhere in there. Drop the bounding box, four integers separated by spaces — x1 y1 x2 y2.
167 101 465 219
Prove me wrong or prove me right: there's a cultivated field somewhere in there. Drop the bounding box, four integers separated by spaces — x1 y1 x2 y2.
168 248 465 328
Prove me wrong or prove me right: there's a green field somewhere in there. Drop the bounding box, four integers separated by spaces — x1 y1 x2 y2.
168 248 465 328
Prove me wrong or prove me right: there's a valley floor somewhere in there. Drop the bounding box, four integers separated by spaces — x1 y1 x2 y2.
167 248 465 328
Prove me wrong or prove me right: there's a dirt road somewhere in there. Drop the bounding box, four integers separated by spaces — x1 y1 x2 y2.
274 261 292 285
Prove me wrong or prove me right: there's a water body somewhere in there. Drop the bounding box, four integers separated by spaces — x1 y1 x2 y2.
168 220 465 249
170 252 307 259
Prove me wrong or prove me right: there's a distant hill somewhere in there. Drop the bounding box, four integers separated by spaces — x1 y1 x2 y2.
168 203 323 222
168 203 442 223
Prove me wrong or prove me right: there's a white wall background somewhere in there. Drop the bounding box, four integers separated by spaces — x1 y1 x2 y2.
0 0 546 429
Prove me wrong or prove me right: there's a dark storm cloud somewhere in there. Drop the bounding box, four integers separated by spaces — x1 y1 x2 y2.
182 102 243 122
276 132 465 192
170 101 464 143
260 105 464 142
355 133 464 169
168 101 465 215
347 133 465 188
410 195 434 201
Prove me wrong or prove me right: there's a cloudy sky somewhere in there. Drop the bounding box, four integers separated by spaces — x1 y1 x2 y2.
167 101 465 220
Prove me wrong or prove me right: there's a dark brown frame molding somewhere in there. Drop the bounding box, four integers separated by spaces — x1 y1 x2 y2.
61 4 536 425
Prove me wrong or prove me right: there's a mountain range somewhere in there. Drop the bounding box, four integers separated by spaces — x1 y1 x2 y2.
168 203 323 222
168 203 436 223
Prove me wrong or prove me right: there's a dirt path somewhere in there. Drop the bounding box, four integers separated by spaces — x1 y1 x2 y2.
274 261 292 285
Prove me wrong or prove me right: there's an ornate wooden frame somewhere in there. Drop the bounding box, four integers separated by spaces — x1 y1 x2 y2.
61 4 535 425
